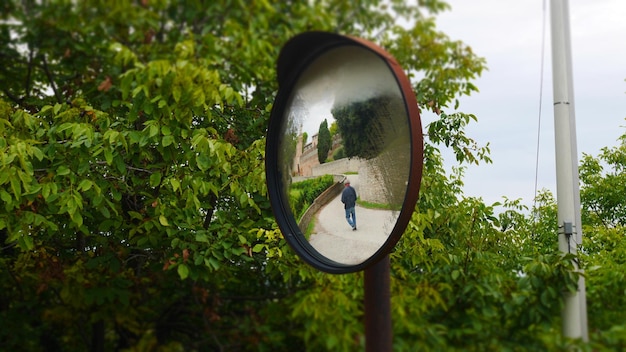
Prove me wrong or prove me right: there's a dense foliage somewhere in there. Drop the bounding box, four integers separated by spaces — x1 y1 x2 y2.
578 130 626 349
1 0 624 351
332 95 395 160
289 175 335 220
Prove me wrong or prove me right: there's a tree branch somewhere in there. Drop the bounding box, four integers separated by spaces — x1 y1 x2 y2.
2 89 21 104
24 48 34 100
41 55 63 104
203 194 218 229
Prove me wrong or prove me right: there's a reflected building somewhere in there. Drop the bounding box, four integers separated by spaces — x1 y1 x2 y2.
292 133 343 177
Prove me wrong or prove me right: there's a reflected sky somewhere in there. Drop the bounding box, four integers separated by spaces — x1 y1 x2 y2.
291 46 402 138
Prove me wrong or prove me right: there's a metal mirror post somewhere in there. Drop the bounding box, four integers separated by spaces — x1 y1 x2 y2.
266 32 423 349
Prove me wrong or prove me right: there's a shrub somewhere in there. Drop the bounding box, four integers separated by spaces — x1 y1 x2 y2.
289 175 334 219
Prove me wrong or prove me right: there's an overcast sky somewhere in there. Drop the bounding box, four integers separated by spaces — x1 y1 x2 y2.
424 0 626 206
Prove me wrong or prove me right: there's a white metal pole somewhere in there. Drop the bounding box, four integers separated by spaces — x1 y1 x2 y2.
549 0 588 341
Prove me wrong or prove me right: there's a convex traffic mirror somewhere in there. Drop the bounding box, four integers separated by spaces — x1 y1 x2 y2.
266 32 423 274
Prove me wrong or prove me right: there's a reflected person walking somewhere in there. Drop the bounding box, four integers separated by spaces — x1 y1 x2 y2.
341 180 357 231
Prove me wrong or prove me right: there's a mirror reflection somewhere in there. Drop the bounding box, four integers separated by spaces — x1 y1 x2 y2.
278 45 411 265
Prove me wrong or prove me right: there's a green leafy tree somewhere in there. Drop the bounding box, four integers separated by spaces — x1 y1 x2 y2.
332 95 396 159
388 146 579 351
0 1 295 350
579 130 626 227
0 0 534 351
317 118 331 164
577 125 626 349
329 120 339 138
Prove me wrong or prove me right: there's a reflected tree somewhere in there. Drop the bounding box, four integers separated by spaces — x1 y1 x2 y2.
317 119 331 163
331 95 401 159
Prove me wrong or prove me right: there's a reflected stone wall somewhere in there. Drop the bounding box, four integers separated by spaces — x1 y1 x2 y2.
358 141 410 208
309 156 402 206
311 157 361 176
358 159 386 204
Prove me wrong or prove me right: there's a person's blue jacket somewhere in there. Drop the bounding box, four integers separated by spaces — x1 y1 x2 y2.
341 184 357 209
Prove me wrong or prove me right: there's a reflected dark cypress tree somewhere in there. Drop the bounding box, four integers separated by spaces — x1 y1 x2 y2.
331 95 397 160
317 119 331 163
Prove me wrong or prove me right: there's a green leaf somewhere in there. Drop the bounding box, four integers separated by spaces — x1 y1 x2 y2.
149 172 162 187
132 85 144 98
30 147 44 161
171 238 180 248
39 105 53 114
104 149 114 165
196 154 211 171
114 156 126 173
162 135 175 147
127 211 144 221
177 264 189 280
56 165 70 176
170 178 180 192
99 206 111 218
0 170 9 185
0 190 12 204
206 257 219 270
19 235 34 251
241 219 254 228
78 179 93 192
10 176 21 198
159 215 170 226
173 85 181 102
149 124 159 138
70 212 83 227
239 193 248 206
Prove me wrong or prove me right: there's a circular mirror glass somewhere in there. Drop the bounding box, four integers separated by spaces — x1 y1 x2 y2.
266 32 423 273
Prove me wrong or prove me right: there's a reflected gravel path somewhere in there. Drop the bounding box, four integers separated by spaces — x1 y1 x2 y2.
308 175 399 265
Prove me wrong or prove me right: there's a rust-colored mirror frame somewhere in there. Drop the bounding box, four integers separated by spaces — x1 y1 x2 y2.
266 32 423 274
